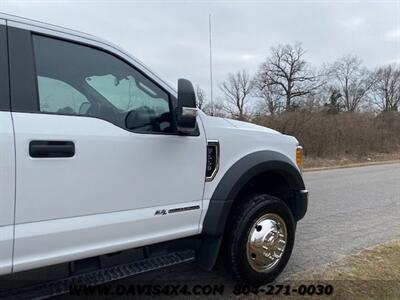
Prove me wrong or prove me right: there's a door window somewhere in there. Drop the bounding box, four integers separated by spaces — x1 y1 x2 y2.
32 35 173 133
37 76 88 114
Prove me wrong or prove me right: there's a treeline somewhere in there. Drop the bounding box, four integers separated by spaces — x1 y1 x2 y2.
196 43 400 158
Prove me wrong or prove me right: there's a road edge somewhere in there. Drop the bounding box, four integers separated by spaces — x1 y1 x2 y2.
304 159 400 172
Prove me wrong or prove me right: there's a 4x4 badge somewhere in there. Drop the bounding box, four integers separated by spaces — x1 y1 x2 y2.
154 209 167 216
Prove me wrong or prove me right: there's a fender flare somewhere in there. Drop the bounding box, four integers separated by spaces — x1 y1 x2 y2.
198 150 306 270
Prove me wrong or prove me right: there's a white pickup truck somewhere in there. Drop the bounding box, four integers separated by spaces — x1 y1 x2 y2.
0 13 308 296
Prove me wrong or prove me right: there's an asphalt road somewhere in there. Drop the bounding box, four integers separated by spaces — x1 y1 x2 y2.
283 162 400 277
126 163 400 285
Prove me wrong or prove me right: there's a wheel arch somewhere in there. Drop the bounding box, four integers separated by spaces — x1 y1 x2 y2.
197 150 307 270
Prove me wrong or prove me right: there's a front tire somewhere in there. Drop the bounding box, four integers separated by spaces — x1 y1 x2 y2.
225 194 295 285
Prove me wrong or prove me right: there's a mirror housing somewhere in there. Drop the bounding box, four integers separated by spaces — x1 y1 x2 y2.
176 78 197 133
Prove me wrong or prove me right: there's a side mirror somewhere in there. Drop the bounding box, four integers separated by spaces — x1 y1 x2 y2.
176 78 197 133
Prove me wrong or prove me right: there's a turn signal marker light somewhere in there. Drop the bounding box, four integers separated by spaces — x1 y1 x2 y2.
296 146 303 171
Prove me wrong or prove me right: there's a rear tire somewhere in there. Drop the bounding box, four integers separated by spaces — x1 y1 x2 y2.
225 194 295 286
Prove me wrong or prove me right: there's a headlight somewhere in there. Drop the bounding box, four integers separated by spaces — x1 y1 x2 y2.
296 146 303 171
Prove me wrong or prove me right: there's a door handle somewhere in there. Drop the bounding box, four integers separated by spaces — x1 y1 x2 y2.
29 141 75 158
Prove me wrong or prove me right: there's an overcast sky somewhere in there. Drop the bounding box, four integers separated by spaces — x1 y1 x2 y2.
1 0 399 100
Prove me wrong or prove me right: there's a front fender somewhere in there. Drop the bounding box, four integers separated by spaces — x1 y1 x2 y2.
198 150 307 270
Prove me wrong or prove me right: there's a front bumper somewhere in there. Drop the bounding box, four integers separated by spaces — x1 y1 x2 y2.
295 189 308 221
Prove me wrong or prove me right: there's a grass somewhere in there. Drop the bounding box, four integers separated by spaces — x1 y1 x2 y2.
284 240 400 299
304 152 400 170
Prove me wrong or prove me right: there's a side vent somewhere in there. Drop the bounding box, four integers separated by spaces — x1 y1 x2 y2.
206 141 219 181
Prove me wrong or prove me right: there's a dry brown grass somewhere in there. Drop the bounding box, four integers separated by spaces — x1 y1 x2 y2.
304 152 400 169
253 111 400 160
283 240 400 299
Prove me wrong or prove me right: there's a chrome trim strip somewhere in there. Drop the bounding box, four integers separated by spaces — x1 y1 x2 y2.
182 107 197 118
168 205 200 214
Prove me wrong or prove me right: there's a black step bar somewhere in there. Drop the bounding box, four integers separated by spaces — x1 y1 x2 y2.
1 250 195 300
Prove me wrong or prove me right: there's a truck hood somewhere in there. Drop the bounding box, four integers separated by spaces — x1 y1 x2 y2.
198 112 300 180
222 118 281 135
197 111 281 136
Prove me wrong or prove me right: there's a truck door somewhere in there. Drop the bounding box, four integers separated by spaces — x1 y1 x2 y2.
0 21 15 275
8 24 206 272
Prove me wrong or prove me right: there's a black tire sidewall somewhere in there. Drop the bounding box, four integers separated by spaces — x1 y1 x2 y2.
231 196 296 285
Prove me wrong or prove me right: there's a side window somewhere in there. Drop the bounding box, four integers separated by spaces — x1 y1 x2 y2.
85 75 169 114
32 35 173 133
37 77 88 114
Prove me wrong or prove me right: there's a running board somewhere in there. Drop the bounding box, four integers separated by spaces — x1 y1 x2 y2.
1 250 195 300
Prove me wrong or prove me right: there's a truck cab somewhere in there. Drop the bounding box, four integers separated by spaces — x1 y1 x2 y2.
0 13 307 295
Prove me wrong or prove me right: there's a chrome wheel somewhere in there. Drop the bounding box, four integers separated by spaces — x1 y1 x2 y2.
246 213 287 272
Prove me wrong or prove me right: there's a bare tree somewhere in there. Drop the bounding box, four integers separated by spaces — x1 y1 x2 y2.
220 70 253 120
372 64 400 112
328 55 374 112
252 81 283 115
202 98 227 117
323 87 343 114
255 43 321 111
195 84 207 109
